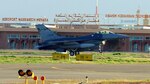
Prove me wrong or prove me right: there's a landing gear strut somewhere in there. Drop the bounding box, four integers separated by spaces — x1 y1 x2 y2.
99 44 102 53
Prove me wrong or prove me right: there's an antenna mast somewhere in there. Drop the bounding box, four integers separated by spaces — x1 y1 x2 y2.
96 0 99 25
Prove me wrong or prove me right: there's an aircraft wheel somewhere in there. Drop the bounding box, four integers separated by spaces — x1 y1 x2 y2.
75 51 80 55
70 51 75 56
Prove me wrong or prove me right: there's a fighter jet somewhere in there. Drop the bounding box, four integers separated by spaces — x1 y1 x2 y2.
35 24 128 56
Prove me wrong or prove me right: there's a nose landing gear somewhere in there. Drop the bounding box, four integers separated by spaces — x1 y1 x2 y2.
69 49 80 56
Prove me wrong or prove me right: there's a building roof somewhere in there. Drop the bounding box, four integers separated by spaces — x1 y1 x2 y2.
0 27 150 34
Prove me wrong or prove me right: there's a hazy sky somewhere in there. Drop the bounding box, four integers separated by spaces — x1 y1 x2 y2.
0 0 150 23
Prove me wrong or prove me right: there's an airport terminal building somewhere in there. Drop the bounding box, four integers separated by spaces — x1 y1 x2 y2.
0 23 150 52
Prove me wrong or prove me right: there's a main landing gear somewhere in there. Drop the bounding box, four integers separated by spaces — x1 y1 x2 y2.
69 50 80 56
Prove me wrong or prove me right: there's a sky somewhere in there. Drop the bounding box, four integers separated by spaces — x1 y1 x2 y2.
0 0 150 24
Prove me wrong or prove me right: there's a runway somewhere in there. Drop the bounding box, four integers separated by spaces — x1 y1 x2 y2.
1 64 150 82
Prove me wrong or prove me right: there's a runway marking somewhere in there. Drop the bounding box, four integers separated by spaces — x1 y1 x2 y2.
51 67 60 70
51 66 97 73
51 66 71 71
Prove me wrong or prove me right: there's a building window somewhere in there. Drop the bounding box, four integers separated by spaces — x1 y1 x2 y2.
144 44 149 52
145 37 150 40
21 41 27 49
8 34 19 39
130 36 143 40
29 35 40 39
10 41 17 49
32 41 37 49
22 34 28 38
133 43 138 52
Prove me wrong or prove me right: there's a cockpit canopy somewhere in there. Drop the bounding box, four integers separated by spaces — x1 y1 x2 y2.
97 30 114 34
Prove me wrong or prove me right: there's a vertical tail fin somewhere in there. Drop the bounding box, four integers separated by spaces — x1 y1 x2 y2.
35 24 60 42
